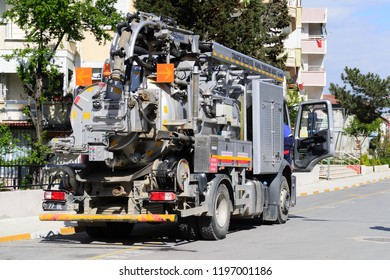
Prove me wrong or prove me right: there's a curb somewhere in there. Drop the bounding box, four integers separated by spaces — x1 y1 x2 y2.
0 227 77 243
297 175 390 197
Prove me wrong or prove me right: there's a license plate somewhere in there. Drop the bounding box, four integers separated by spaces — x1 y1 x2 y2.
42 202 67 211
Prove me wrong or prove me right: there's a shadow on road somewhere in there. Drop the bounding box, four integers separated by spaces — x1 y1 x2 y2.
370 226 390 232
40 219 270 246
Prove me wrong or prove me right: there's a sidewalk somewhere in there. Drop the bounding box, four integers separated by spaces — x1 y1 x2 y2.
1 170 390 243
0 216 76 243
296 170 390 196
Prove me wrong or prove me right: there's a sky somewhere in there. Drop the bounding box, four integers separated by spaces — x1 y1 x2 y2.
303 0 390 93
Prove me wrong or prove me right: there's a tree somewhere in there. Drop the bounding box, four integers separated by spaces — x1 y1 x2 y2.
0 125 17 163
1 0 123 142
286 86 303 128
343 116 381 157
134 0 290 68
329 67 390 124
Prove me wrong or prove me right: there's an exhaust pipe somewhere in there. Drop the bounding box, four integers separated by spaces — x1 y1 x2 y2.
112 186 127 196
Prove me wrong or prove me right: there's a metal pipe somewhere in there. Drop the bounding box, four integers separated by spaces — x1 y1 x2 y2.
126 21 158 58
111 29 132 81
192 66 200 129
44 165 79 191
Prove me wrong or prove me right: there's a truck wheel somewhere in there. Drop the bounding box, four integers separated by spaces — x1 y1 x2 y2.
198 184 231 240
178 216 200 240
276 176 291 224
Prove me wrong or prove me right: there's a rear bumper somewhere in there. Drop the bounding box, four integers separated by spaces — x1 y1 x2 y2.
39 213 177 223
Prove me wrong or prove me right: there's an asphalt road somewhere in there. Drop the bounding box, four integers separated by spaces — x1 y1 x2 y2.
2 180 390 260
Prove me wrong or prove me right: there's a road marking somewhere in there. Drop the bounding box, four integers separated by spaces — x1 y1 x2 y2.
87 246 147 260
0 233 31 243
0 227 76 243
292 189 390 215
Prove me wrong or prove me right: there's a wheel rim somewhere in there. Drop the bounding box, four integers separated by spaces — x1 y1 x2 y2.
280 187 290 215
215 192 229 228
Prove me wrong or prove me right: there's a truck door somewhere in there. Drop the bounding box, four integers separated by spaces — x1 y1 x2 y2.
293 100 335 172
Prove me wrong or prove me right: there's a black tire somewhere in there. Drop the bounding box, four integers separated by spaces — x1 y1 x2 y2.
276 176 291 224
178 216 200 240
198 184 231 240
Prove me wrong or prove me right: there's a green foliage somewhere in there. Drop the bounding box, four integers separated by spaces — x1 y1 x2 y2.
360 153 381 166
0 126 49 165
329 67 390 123
379 157 390 165
344 117 381 140
0 125 18 162
20 134 51 165
286 87 303 127
3 48 63 98
2 0 122 46
134 0 290 68
374 136 390 165
344 116 381 157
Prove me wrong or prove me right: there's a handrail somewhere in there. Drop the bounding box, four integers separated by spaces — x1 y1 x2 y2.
319 151 361 180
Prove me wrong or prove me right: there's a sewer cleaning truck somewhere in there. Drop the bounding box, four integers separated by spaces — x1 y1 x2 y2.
40 11 334 240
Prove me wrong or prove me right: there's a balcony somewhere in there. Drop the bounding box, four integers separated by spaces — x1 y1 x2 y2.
285 48 301 68
288 7 296 18
0 100 29 123
301 38 327 54
288 0 302 17
287 0 301 7
302 8 327 23
300 68 326 87
0 99 72 130
42 101 72 130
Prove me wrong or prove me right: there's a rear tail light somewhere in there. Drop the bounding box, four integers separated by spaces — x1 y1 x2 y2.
149 191 176 202
44 191 66 201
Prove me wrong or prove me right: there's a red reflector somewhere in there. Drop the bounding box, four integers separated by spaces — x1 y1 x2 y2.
44 191 66 201
74 95 80 104
149 192 176 202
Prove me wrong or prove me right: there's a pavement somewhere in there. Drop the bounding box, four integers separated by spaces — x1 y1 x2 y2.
1 170 390 243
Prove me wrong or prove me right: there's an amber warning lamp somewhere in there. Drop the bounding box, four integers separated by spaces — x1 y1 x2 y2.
102 62 111 78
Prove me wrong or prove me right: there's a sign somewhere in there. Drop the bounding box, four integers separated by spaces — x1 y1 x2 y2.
156 64 174 83
75 67 92 86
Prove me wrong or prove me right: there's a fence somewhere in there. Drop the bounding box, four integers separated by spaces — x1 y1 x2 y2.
0 154 83 190
0 162 49 190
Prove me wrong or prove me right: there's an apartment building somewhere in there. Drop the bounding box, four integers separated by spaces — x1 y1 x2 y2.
0 0 133 144
0 1 77 141
285 0 327 100
284 0 302 91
